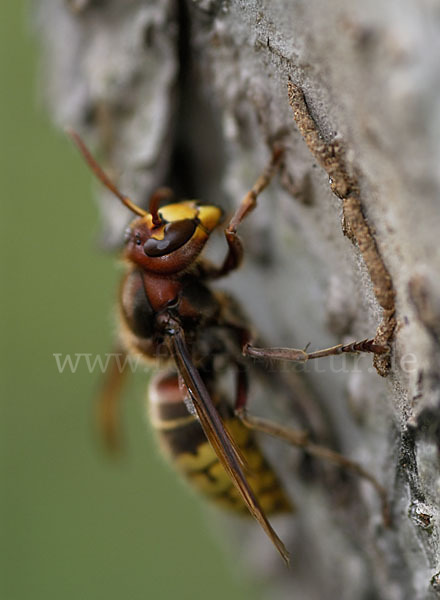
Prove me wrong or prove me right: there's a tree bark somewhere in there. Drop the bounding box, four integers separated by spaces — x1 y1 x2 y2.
36 1 440 598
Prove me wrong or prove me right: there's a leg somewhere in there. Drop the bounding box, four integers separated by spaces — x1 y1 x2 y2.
236 408 391 526
244 337 389 363
287 82 396 376
96 346 129 452
203 146 284 280
234 363 250 412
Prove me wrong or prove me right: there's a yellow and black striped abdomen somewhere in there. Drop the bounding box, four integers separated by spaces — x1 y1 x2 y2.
148 371 292 515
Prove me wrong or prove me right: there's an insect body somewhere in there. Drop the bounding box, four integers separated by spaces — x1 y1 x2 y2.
69 124 389 565
69 129 292 562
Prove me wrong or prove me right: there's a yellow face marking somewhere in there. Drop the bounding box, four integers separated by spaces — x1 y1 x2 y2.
159 201 198 222
197 205 223 232
133 214 155 229
150 226 166 241
158 201 222 232
147 202 222 245
148 202 198 242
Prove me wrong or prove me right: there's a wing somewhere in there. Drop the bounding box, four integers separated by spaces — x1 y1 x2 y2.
167 324 290 565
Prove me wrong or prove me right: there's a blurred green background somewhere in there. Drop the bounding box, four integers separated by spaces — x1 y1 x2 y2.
0 3 256 599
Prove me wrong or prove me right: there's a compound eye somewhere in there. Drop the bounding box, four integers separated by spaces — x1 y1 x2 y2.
143 219 198 257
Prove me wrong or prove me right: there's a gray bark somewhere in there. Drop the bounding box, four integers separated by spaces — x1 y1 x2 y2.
36 1 440 598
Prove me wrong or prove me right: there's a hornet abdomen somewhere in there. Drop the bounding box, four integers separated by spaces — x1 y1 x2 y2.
148 371 292 515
